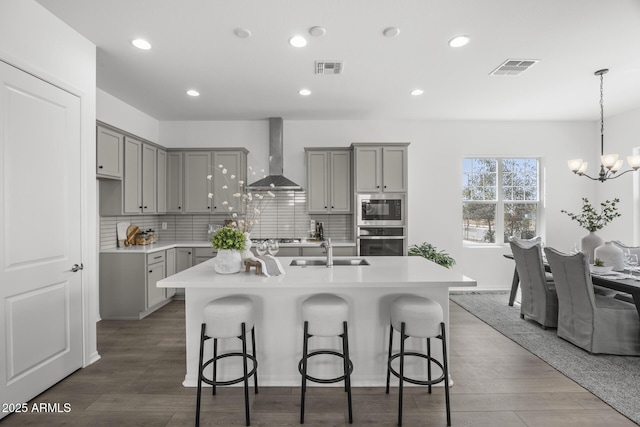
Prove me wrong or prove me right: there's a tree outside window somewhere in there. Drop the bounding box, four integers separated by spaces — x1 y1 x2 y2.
463 158 539 245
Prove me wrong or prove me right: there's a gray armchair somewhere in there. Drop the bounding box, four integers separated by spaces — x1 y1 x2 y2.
509 239 558 328
544 247 640 355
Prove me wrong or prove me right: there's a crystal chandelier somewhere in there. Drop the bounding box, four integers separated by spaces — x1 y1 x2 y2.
568 69 640 182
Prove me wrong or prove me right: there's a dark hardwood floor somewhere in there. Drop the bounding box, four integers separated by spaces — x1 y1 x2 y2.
3 300 636 426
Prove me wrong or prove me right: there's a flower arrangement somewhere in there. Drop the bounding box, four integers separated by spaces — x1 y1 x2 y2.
561 197 621 232
207 164 276 233
211 226 246 251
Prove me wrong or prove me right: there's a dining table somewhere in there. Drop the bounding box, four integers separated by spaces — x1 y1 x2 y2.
503 253 640 317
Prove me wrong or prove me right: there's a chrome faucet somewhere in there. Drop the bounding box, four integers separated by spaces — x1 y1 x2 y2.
322 238 333 267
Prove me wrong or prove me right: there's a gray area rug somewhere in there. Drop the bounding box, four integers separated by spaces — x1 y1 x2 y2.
450 291 640 425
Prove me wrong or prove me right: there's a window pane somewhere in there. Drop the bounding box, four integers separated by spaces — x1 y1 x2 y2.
502 158 538 201
462 158 497 201
463 202 497 243
504 203 537 243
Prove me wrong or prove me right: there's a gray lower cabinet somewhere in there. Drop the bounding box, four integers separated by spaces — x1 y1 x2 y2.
195 247 217 264
165 248 176 298
99 250 173 319
174 247 194 298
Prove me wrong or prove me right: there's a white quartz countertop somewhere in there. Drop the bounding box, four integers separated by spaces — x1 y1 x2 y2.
100 241 212 254
158 256 476 289
101 239 356 254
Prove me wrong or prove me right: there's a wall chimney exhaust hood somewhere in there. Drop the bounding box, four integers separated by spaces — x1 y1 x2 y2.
247 117 303 191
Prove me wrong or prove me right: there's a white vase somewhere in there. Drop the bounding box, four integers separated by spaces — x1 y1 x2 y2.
213 249 242 274
581 231 604 263
241 232 253 260
594 241 625 271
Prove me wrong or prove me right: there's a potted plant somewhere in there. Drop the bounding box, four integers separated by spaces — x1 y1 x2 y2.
211 226 246 274
561 198 621 261
408 242 456 269
590 258 613 274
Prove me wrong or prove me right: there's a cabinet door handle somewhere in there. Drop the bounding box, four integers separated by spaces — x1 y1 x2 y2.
178 206 181 209
149 270 153 273
98 165 103 169
144 206 148 209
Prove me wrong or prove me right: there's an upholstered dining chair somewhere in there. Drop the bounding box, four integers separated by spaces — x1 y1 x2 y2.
509 239 558 329
612 240 640 257
544 247 640 356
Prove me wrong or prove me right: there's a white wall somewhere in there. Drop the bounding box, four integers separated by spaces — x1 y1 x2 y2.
97 89 160 143
160 119 597 289
0 0 98 364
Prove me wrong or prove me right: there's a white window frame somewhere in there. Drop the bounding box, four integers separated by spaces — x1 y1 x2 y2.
463 157 543 247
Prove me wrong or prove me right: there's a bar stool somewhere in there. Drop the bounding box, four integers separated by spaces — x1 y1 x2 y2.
386 295 450 426
299 293 353 424
196 296 258 427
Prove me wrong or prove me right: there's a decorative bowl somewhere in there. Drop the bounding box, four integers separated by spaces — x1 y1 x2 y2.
589 264 614 274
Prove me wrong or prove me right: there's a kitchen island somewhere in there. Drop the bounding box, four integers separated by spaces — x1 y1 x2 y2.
157 256 476 387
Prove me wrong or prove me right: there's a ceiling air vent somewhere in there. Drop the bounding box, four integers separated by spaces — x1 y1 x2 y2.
490 59 539 76
315 61 344 75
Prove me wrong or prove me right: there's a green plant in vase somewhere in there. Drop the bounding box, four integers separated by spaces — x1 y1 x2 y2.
561 197 621 261
210 226 246 274
408 242 456 269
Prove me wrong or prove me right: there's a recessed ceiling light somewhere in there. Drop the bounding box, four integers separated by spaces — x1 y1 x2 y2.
131 39 151 50
299 89 311 96
289 35 307 47
186 89 200 97
383 27 400 38
234 28 252 38
309 26 326 37
410 89 424 96
448 35 470 48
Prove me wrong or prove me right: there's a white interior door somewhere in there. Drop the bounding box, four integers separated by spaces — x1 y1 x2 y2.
0 61 82 416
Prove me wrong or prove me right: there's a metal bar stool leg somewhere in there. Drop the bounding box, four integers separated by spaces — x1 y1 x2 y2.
441 323 451 427
300 321 309 424
196 323 206 427
251 326 259 393
343 321 353 424
241 323 250 426
212 338 218 395
427 337 432 394
385 322 393 394
398 322 406 427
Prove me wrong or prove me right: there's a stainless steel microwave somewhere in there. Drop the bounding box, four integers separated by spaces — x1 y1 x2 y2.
356 194 405 226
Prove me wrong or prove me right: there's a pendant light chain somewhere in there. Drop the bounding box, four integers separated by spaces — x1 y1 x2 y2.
599 71 604 155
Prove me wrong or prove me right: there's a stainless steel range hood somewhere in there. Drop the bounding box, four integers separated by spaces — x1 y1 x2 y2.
247 117 303 191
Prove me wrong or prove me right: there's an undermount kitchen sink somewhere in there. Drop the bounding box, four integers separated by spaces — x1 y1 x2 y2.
289 258 370 267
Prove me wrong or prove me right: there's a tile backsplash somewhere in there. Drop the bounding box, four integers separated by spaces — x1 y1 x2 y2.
100 191 352 250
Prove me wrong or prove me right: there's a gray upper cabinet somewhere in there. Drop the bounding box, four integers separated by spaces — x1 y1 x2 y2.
183 151 213 213
141 143 157 213
99 131 164 216
122 136 143 214
353 144 408 193
157 149 167 214
166 151 183 213
306 148 351 214
180 149 247 215
212 151 245 214
96 125 123 179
